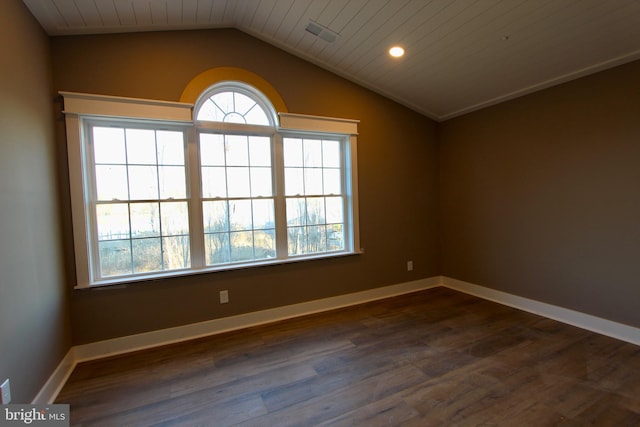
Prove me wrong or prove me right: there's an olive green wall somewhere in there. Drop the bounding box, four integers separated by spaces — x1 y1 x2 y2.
50 29 440 344
0 0 70 403
439 59 640 328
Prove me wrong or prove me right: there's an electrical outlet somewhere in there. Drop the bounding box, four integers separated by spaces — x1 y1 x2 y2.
407 261 413 271
1 378 11 404
219 290 229 304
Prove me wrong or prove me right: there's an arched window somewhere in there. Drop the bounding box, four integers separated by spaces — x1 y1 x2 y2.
195 83 278 266
195 82 276 126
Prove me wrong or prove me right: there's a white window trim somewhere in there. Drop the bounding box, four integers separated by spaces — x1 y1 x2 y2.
60 91 193 122
279 112 359 135
62 92 361 289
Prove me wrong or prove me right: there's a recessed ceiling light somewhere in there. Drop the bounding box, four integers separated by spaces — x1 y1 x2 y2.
389 46 405 58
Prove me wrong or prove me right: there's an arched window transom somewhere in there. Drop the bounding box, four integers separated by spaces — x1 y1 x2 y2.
196 83 275 126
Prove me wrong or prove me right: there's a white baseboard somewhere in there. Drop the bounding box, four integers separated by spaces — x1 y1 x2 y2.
32 349 76 404
38 277 440 403
73 277 440 362
441 276 640 346
37 275 640 404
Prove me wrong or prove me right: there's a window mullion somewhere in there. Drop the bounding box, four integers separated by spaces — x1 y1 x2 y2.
188 127 205 268
273 133 288 259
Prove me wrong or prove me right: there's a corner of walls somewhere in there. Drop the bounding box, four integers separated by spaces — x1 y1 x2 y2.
31 350 76 404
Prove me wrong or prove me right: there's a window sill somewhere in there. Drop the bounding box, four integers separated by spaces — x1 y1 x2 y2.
75 250 364 290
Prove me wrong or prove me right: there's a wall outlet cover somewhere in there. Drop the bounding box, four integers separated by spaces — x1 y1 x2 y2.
220 290 229 304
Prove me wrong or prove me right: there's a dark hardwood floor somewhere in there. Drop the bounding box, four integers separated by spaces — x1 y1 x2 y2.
56 287 640 426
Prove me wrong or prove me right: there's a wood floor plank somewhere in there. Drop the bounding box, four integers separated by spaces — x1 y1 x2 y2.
56 287 640 426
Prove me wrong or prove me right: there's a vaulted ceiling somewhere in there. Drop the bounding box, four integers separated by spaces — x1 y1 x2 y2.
23 0 640 121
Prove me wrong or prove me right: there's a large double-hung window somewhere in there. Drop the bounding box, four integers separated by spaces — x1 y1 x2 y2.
90 124 190 277
63 81 359 288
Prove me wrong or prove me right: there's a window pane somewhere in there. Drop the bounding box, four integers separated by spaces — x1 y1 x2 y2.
161 201 189 236
212 92 234 115
200 134 225 166
322 140 341 167
234 92 256 115
230 231 254 262
306 197 324 225
95 165 128 200
130 203 160 238
287 227 305 256
249 136 271 166
227 167 251 198
226 135 249 166
203 201 229 233
159 166 186 199
201 166 227 198
157 130 184 165
162 236 190 269
327 224 344 251
303 139 322 167
229 200 252 231
252 199 274 229
306 225 326 253
304 169 323 195
99 240 131 277
254 230 276 259
286 198 306 226
128 165 159 200
244 105 269 126
205 233 230 265
251 167 272 197
197 99 225 122
284 138 303 167
96 203 130 240
126 129 157 165
325 197 344 224
323 168 341 195
284 168 303 196
132 238 162 273
93 127 126 164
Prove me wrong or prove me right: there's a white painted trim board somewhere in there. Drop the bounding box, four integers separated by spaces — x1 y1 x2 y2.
31 349 76 405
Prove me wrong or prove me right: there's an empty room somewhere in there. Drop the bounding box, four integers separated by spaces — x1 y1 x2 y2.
1 0 639 425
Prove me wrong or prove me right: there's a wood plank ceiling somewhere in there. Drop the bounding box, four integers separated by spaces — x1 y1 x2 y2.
23 0 640 121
